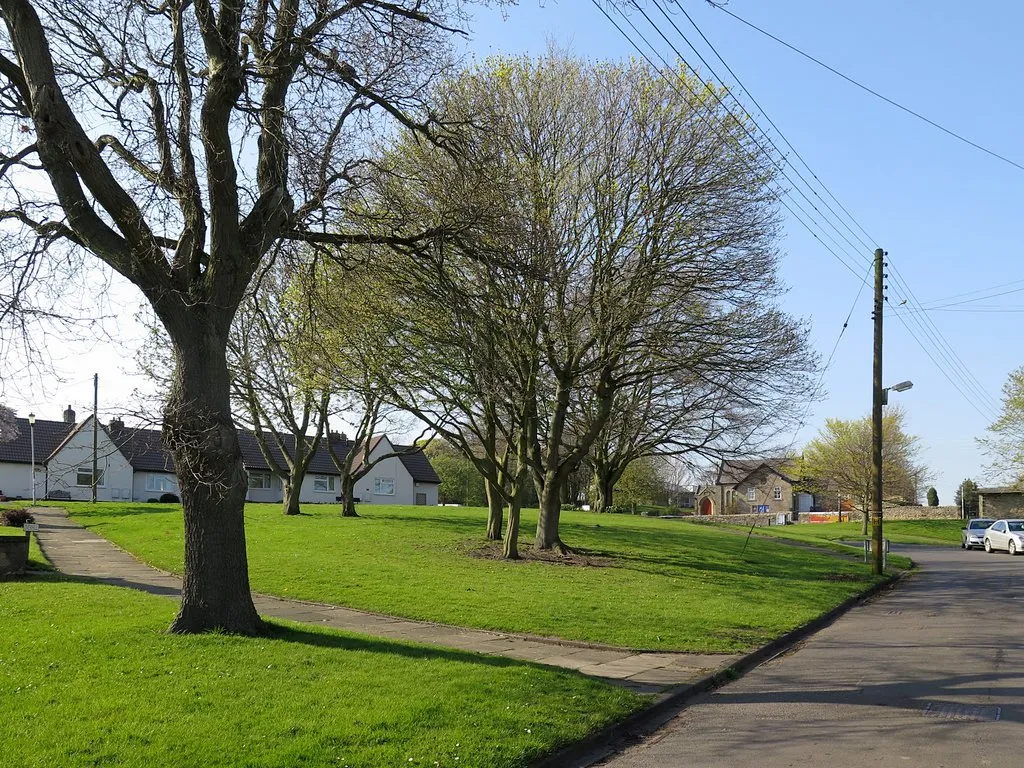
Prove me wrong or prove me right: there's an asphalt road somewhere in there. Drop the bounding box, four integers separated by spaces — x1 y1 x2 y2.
597 545 1024 768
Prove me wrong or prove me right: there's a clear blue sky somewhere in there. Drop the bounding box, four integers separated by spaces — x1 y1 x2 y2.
9 1 1021 505
457 0 1024 503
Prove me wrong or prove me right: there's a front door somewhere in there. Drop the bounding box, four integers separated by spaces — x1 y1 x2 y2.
415 493 427 506
699 497 713 516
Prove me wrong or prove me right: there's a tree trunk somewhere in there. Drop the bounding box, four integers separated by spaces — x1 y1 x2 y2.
485 478 503 540
340 475 359 518
282 478 301 516
535 473 568 553
592 475 615 514
503 497 521 559
163 325 261 635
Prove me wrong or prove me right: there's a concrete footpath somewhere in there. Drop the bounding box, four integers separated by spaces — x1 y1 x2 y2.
28 507 738 692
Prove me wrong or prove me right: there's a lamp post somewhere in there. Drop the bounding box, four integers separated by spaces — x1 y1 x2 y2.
872 380 913 574
27 412 36 505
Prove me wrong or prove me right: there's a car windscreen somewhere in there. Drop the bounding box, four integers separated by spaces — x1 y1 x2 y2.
969 521 994 529
1008 522 1024 532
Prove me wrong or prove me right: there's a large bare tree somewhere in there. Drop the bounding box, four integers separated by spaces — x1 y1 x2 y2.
0 0 485 633
316 54 814 557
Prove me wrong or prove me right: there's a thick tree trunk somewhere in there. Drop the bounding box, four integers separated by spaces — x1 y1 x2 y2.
282 478 301 516
535 474 568 553
503 498 521 559
592 476 614 514
485 478 503 540
340 475 359 518
163 325 261 635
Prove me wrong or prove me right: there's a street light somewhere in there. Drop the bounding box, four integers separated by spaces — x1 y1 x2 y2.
882 380 913 404
27 412 36 506
872 380 914 574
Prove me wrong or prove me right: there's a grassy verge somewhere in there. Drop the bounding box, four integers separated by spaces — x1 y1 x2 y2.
727 519 966 548
65 502 887 652
0 579 643 768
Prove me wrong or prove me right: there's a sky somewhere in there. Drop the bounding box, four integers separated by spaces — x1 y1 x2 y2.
4 0 1023 503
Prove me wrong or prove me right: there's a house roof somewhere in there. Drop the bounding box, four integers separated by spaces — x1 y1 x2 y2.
107 424 176 473
1 414 440 485
717 458 795 487
394 444 442 484
0 416 76 466
978 487 1024 495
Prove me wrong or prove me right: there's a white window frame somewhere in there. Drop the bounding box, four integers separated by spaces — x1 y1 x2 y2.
248 471 272 490
313 475 336 493
76 466 105 488
773 486 782 501
374 477 396 496
746 487 756 501
145 474 177 493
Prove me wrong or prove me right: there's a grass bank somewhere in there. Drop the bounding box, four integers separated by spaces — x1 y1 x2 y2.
63 502 888 652
0 579 642 768
730 518 966 548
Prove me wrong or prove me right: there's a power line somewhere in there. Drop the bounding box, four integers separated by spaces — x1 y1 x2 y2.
597 1 1006 427
910 276 1024 307
670 0 1006 423
657 0 878 256
705 1 1024 174
590 0 872 281
630 0 875 271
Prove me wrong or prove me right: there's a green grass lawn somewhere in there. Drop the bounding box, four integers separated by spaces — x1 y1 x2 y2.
60 502 889 652
732 518 967 548
0 578 643 768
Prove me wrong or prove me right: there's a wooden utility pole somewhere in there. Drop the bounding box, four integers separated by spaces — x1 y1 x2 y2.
871 248 885 575
92 373 98 504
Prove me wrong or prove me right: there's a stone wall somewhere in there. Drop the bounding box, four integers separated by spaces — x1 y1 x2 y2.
875 505 961 521
680 511 792 528
0 534 28 576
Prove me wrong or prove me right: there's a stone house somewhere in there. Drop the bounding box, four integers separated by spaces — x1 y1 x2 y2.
696 458 814 517
977 487 1024 519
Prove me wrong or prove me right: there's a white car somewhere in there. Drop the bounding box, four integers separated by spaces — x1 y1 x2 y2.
962 518 995 549
983 519 1024 555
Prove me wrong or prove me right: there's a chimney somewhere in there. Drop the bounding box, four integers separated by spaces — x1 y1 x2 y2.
63 405 76 424
328 431 342 443
108 418 124 432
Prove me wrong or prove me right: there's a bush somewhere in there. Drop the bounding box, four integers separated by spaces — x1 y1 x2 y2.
159 493 180 503
147 498 159 503
1 509 35 528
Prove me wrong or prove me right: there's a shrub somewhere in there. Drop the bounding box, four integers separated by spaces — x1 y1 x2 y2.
159 493 180 503
1 509 35 528
147 498 159 503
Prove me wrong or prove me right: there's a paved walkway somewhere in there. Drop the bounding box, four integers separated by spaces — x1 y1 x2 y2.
29 507 738 692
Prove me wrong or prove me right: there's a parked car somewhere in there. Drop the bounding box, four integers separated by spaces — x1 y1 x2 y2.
983 519 1024 555
962 518 995 550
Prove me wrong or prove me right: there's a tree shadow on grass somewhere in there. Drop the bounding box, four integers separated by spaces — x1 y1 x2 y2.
259 620 568 673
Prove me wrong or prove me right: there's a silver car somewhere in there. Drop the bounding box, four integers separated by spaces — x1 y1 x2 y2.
962 518 995 550
984 519 1024 555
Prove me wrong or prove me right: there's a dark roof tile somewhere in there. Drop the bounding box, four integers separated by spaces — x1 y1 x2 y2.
0 417 76 465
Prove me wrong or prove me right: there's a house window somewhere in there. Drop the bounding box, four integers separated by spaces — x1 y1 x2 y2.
746 487 756 501
374 477 395 496
313 475 336 493
773 486 782 501
146 475 177 493
248 472 272 490
76 466 105 487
